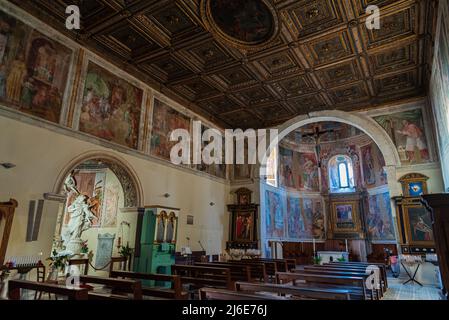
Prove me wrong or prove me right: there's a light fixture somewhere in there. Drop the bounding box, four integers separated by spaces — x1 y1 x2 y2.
1 163 16 169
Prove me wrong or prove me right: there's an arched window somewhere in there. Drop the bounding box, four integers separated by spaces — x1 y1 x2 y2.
329 155 355 193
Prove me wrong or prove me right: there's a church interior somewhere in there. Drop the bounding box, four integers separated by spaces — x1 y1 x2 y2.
1 0 449 302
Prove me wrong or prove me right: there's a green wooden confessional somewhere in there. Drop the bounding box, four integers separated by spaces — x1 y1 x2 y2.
133 206 179 287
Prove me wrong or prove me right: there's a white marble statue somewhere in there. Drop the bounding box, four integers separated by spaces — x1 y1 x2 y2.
63 171 79 195
63 194 96 254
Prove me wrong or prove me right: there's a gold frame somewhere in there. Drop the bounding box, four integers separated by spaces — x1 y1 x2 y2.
398 173 429 197
233 210 255 242
401 204 435 247
200 0 281 51
331 201 362 234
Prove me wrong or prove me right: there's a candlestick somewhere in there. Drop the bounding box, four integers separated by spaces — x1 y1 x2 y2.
345 239 348 252
312 238 316 254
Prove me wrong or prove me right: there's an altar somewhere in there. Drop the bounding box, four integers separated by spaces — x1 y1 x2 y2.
317 251 349 264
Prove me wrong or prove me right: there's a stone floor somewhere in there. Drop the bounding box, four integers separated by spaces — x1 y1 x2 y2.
382 272 443 300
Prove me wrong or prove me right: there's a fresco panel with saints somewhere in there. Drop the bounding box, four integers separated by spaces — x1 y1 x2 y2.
79 62 143 149
0 10 72 123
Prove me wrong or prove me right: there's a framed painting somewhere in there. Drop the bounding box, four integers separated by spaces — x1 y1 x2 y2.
403 205 435 246
233 210 254 242
150 98 190 161
398 173 429 197
0 9 74 124
331 201 362 234
78 61 144 149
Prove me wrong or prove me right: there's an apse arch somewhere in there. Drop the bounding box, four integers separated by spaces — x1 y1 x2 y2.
260 110 401 177
53 151 144 207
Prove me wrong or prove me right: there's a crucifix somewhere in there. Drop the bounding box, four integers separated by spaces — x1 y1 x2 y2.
298 125 336 167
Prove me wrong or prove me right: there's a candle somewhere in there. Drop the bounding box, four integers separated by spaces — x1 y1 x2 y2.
313 238 316 254
345 239 348 252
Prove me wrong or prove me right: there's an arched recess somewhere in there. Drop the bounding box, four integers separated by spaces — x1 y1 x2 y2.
53 151 144 207
260 110 401 177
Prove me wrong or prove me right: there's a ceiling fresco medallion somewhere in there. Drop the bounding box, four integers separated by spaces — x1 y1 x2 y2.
201 0 280 50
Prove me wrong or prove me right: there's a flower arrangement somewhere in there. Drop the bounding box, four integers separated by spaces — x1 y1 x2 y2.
80 240 89 254
118 243 133 258
46 249 71 271
312 255 322 265
337 256 347 262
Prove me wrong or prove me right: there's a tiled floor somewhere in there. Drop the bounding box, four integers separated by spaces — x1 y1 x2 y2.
383 273 443 300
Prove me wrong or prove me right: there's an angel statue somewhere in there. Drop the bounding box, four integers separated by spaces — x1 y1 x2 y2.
63 170 79 195
63 194 96 255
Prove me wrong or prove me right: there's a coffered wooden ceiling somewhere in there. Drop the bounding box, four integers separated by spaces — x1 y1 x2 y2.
11 0 437 129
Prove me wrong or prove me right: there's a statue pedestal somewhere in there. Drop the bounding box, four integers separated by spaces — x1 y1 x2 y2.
66 239 83 255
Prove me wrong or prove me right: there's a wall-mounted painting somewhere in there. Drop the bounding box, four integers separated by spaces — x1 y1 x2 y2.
311 198 326 240
0 10 73 123
374 109 430 165
79 62 143 149
360 143 388 188
403 206 434 246
234 210 254 242
298 153 320 191
286 196 303 239
265 189 285 238
366 192 395 241
330 201 362 235
196 123 227 179
150 98 190 161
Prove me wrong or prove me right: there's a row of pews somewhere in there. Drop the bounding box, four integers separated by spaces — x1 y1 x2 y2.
5 258 388 301
194 260 388 301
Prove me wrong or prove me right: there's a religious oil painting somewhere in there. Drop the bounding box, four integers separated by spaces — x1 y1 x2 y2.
312 199 326 240
0 10 73 123
286 196 302 239
405 206 434 245
197 124 226 179
234 211 253 241
366 192 395 241
150 98 191 161
335 204 355 228
298 152 319 191
63 170 106 228
79 62 143 149
408 182 424 196
265 189 285 238
374 109 430 165
208 0 275 44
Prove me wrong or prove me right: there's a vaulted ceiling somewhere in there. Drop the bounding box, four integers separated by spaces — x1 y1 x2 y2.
12 0 437 129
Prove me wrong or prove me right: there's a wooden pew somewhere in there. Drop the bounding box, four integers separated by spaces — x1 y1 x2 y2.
171 264 233 290
194 262 252 282
301 266 381 299
79 275 142 300
108 256 128 274
232 260 278 280
199 287 287 300
328 262 388 289
8 279 89 300
242 258 296 272
276 272 370 300
320 263 387 294
235 281 351 300
110 270 187 299
210 261 268 282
